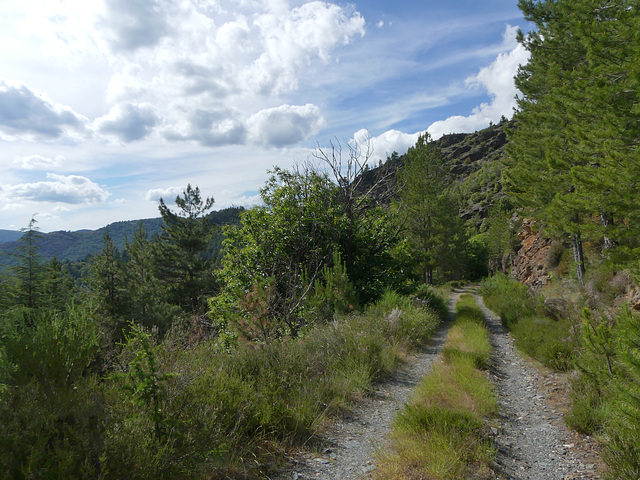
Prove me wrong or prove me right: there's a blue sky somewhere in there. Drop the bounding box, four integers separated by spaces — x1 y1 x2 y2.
0 0 529 232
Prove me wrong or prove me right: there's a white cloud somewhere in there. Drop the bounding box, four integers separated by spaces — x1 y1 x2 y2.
93 102 160 142
427 26 529 139
1 173 110 204
364 129 421 163
247 103 326 147
145 186 184 202
163 109 247 146
13 154 64 170
0 79 88 140
5 1 367 151
99 0 173 53
244 2 365 94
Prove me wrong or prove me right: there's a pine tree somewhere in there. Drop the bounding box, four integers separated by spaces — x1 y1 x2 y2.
506 0 640 282
125 223 177 332
90 232 128 337
155 184 217 314
11 217 44 309
398 133 466 284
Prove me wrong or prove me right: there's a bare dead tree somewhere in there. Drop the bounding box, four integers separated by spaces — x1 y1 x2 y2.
312 134 399 273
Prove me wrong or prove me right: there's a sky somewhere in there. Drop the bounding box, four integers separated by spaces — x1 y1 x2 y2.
0 0 530 233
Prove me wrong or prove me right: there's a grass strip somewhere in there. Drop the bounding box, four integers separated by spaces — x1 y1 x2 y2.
374 294 498 480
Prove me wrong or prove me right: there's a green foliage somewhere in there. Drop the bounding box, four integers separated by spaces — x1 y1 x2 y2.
111 323 176 440
506 0 640 282
220 167 339 338
412 283 448 319
101 292 440 478
398 133 469 284
0 305 103 479
0 304 100 389
480 274 576 371
155 184 218 313
308 250 358 322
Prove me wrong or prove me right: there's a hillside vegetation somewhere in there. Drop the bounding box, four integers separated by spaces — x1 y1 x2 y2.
1 0 640 478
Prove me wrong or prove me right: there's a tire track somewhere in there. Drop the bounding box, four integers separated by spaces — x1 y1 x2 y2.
279 291 462 480
475 294 602 480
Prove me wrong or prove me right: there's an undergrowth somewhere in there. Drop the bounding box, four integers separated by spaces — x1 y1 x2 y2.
0 289 442 479
480 274 576 371
374 294 497 479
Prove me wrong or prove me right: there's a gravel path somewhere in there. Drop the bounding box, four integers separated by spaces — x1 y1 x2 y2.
278 291 605 480
278 292 462 480
475 294 603 480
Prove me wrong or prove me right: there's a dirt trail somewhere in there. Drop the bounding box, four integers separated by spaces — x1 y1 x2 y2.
475 294 603 480
279 291 604 480
278 291 462 480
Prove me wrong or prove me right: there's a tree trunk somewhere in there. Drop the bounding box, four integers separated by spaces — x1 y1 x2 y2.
426 267 433 285
600 213 617 250
572 233 586 288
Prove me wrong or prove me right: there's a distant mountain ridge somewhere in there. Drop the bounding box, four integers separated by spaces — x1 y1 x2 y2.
0 207 244 267
0 230 23 244
0 123 509 267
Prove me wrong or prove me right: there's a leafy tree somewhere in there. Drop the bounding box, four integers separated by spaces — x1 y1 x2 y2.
155 184 217 314
219 167 339 337
313 136 399 300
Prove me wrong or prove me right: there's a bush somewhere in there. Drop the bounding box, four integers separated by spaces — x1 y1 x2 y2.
480 275 576 371
0 305 104 479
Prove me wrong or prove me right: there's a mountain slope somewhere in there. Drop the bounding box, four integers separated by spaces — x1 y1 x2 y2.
0 207 244 266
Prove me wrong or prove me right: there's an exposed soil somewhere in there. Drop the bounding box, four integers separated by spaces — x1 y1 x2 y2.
276 291 605 480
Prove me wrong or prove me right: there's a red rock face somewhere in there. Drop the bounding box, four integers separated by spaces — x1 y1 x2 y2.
511 221 552 290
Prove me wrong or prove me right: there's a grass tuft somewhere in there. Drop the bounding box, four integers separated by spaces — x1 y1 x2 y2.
374 293 497 480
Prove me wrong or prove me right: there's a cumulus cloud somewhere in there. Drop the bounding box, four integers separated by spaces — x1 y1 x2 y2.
9 1 367 150
1 173 110 204
353 128 421 164
0 80 87 140
99 0 173 53
163 109 247 146
244 2 365 94
247 104 326 147
145 186 184 202
93 102 160 142
13 154 64 170
427 26 529 139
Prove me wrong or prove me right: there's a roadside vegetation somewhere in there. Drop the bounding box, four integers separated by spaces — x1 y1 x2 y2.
375 294 497 480
481 271 640 480
0 138 458 478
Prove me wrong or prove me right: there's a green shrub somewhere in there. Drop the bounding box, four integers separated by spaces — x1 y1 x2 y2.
480 273 538 327
480 275 576 371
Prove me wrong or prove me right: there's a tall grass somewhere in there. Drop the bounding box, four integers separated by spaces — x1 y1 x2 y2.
0 290 443 479
375 294 497 480
480 274 576 371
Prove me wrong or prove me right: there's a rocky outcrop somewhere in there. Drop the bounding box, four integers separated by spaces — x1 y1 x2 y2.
511 221 552 289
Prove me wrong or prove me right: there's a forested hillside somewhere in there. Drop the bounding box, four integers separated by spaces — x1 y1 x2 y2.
1 0 640 478
0 207 244 268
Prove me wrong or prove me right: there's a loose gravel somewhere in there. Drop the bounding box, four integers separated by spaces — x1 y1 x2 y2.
277 291 605 480
475 294 603 480
277 292 461 480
